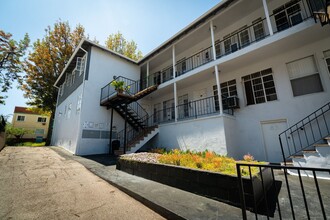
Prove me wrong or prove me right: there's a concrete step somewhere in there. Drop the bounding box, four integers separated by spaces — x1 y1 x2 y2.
314 143 329 147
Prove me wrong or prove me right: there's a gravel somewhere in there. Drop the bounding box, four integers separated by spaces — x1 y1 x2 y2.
120 152 161 163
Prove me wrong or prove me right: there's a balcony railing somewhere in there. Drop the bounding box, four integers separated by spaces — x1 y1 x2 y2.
141 0 314 88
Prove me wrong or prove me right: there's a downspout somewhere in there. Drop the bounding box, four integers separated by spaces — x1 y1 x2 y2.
75 46 89 155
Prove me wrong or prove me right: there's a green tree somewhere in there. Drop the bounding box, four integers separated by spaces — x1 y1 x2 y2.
5 123 32 144
22 21 86 145
0 30 30 104
105 31 143 61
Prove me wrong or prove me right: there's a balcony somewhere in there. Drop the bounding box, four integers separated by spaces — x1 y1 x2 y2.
141 0 315 89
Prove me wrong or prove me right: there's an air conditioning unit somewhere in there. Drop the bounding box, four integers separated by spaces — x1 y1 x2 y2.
227 96 239 109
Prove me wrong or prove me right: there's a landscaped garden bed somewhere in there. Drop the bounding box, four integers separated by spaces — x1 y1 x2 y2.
116 150 273 208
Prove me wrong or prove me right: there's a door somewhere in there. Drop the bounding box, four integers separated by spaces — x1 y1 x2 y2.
178 94 188 119
261 120 288 163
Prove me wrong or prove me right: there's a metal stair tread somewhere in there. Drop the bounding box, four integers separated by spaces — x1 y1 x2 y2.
289 154 304 158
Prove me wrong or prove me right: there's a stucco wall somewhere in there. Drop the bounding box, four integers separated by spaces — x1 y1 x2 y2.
12 113 50 139
77 46 140 155
155 116 228 155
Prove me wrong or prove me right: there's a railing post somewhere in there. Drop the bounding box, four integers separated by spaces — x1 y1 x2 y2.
109 108 114 155
174 82 178 122
194 101 197 119
236 164 247 220
124 104 127 154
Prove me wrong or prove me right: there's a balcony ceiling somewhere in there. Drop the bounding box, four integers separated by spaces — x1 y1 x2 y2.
216 22 330 74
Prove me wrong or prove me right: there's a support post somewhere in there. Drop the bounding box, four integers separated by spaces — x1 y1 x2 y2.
210 20 217 60
172 45 176 79
262 0 274 36
109 108 114 155
124 104 127 154
174 82 178 122
214 65 223 115
146 62 149 87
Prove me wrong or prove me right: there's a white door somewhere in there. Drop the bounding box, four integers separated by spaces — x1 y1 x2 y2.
261 120 287 163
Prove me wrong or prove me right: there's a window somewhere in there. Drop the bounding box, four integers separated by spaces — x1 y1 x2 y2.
286 56 323 96
242 68 277 105
37 117 47 123
239 26 250 48
76 57 85 76
213 80 237 110
215 40 221 58
324 50 330 74
253 18 265 41
178 94 189 119
35 129 44 135
59 84 64 96
17 115 25 121
224 32 239 54
273 0 303 32
66 74 72 86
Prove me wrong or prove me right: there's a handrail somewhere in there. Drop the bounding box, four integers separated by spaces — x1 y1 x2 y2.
279 101 330 161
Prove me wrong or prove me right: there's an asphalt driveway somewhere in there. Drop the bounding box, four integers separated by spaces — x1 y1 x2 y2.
0 147 164 220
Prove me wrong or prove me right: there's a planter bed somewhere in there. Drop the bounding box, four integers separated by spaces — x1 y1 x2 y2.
117 157 273 208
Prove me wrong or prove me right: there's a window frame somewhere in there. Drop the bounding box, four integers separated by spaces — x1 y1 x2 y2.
17 115 25 122
37 117 47 123
242 68 278 106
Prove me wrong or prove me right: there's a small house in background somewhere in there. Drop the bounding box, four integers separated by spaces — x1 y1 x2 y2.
12 106 50 142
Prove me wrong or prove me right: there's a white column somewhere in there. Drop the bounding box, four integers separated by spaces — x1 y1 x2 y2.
172 45 176 79
174 82 178 122
146 62 149 86
214 65 223 115
210 20 217 60
262 0 274 36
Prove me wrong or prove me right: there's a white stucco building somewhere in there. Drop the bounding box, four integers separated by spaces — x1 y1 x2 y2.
52 0 330 165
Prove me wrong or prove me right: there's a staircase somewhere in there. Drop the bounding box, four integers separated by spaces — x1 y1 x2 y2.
279 101 330 177
100 76 158 155
308 0 330 26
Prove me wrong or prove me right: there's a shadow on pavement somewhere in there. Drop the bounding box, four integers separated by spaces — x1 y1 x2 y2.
81 154 118 166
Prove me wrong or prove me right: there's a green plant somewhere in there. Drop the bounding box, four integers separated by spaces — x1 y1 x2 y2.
157 149 266 176
110 80 130 93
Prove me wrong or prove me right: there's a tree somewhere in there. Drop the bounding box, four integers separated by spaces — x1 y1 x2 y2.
22 21 86 145
105 31 143 61
5 123 32 144
0 30 30 104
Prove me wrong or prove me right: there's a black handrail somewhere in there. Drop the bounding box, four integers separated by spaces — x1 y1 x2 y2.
279 101 330 161
236 163 330 219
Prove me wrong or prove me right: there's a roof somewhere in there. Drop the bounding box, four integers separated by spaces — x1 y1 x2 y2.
55 0 236 86
137 0 235 64
54 39 138 87
14 107 38 115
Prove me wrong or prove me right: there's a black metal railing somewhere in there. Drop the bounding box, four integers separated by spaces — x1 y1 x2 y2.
177 95 234 120
237 163 330 219
139 0 316 89
269 0 313 34
100 76 138 103
215 18 270 59
279 101 330 161
176 46 213 78
307 0 330 26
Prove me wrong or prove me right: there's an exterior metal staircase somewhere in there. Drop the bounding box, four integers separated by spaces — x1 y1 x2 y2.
100 76 158 155
308 0 330 26
279 101 330 173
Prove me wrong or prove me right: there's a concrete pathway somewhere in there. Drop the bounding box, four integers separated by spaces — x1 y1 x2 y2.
51 147 251 220
0 147 164 220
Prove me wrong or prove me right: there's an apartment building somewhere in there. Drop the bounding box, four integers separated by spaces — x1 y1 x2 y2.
12 106 50 141
52 0 330 165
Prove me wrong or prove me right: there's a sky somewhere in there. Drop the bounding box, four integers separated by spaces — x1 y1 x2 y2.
0 0 220 120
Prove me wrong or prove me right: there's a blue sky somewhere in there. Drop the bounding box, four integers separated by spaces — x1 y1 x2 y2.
0 0 220 119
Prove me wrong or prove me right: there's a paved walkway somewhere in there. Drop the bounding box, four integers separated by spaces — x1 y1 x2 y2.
51 147 250 220
0 147 164 220
51 147 330 220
